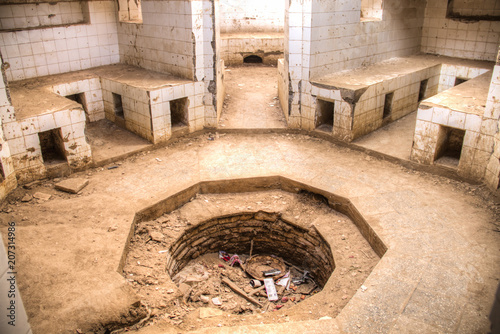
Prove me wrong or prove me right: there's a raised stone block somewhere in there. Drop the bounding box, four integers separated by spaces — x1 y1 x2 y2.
55 178 89 194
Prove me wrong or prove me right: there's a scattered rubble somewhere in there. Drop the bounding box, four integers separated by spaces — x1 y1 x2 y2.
33 192 51 201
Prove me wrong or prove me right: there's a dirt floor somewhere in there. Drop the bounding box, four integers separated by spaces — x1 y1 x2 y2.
353 112 417 161
86 119 152 163
218 64 287 128
122 191 379 332
0 131 498 334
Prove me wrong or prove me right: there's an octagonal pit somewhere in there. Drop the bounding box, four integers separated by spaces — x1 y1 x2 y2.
121 178 386 332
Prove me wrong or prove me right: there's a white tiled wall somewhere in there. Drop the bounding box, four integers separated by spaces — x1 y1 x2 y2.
348 67 441 139
484 51 500 189
52 78 105 122
410 70 495 180
117 0 194 80
3 107 92 183
191 0 219 127
308 0 426 79
102 79 204 144
421 0 500 61
438 64 491 92
219 0 284 33
0 54 17 197
0 2 87 31
0 1 119 81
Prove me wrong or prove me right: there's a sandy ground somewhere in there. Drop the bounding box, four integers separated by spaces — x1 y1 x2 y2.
218 65 287 128
0 131 498 334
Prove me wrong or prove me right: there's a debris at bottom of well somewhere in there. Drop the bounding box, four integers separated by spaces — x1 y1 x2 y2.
165 252 320 316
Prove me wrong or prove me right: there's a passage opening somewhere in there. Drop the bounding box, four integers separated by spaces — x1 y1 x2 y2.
66 93 89 123
383 92 394 119
112 93 124 119
434 126 465 167
454 77 469 86
418 79 429 102
170 97 189 129
38 128 66 165
243 55 263 64
315 99 334 132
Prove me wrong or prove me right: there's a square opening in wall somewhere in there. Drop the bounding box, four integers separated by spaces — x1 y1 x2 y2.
38 128 67 165
418 79 429 102
315 99 334 133
66 93 89 123
434 126 465 168
112 93 124 119
170 97 189 129
383 92 394 119
454 77 468 86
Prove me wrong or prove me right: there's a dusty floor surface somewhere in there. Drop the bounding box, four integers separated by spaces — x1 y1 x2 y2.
218 65 287 129
353 112 417 161
86 119 151 163
0 132 499 334
122 191 378 332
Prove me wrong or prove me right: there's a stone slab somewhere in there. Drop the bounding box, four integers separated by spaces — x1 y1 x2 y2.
55 178 89 194
199 307 224 319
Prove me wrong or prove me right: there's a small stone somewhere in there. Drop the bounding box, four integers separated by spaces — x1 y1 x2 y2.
281 297 288 303
319 316 332 320
166 289 175 294
149 230 164 242
178 283 191 296
200 295 210 304
108 226 117 232
55 178 89 194
21 194 33 202
33 192 51 201
212 297 222 306
199 307 223 319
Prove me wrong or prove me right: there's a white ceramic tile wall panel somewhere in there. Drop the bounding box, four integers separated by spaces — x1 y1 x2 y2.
118 0 194 80
421 0 500 61
219 0 284 33
1 1 119 81
0 2 86 31
309 0 425 79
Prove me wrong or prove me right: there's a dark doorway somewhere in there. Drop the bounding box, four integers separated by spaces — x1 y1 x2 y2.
66 93 89 122
38 128 66 165
315 99 334 132
383 92 394 119
170 97 189 129
244 55 263 64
